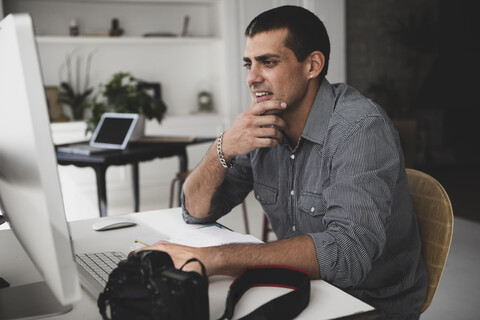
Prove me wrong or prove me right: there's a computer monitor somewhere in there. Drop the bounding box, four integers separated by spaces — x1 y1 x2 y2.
0 13 81 318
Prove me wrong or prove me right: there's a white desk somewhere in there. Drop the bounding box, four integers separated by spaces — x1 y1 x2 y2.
0 208 377 319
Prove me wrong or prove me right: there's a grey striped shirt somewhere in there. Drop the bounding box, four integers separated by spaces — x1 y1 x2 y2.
183 80 427 317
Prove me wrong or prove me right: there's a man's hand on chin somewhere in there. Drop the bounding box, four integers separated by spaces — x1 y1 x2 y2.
222 99 287 157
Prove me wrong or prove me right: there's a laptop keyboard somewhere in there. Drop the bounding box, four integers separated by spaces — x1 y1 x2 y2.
75 251 126 289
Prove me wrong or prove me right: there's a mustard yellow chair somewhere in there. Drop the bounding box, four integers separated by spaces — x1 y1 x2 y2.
406 168 454 313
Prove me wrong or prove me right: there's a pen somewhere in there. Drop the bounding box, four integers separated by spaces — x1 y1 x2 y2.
197 223 233 231
135 239 150 247
217 223 233 231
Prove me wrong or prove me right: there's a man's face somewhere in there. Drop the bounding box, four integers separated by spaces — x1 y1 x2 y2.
243 28 310 112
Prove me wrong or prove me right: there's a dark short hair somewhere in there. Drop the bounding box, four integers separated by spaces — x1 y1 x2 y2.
245 5 330 80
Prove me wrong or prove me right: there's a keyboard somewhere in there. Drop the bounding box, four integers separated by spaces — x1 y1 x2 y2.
75 251 126 298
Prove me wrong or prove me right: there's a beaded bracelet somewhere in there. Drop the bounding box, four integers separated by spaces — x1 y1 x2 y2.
217 132 235 169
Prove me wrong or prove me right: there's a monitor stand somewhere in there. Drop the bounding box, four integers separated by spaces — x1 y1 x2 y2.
0 281 72 319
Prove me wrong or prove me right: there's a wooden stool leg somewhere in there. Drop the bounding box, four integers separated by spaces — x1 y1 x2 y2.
241 201 249 234
169 171 191 208
169 177 179 208
262 215 270 242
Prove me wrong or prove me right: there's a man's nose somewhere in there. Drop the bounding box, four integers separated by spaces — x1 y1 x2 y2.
246 65 263 87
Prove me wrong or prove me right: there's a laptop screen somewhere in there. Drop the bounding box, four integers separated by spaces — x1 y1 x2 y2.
90 113 139 149
94 117 135 145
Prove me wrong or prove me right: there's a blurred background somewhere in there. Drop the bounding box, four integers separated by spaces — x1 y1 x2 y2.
347 0 480 225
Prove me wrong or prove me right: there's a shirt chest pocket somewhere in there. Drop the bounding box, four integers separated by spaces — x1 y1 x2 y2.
253 182 278 205
298 192 326 217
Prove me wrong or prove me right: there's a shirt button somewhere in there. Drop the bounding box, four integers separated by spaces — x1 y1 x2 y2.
290 154 295 160
292 225 296 232
310 207 315 213
290 190 294 196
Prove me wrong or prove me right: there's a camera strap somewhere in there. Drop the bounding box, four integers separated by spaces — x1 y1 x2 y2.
218 265 310 320
180 257 207 276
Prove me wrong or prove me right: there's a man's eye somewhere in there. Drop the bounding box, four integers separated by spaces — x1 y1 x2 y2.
243 63 251 69
264 60 277 67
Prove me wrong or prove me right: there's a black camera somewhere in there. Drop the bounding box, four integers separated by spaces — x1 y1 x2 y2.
98 250 209 320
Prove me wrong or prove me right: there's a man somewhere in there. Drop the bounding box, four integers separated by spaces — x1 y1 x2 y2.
140 6 427 319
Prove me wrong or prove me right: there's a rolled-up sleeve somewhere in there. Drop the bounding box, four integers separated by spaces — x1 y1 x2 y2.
182 154 254 224
309 115 401 288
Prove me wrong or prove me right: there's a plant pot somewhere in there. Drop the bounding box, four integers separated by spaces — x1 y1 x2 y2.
72 107 85 121
130 114 145 140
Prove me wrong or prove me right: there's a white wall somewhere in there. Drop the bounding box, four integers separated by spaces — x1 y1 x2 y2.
306 0 346 83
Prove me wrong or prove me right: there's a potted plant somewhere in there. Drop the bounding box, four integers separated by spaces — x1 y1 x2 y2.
59 50 95 121
86 72 167 134
59 82 93 121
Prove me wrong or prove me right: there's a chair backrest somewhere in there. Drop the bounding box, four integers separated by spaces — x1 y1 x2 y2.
405 168 454 313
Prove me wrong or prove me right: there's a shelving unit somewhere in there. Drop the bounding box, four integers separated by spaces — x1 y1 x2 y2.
2 0 222 36
36 35 221 45
1 0 229 122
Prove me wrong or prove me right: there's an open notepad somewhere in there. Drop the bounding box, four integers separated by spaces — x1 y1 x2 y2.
130 225 263 251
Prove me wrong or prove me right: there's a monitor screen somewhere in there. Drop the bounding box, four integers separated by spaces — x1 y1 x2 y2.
0 13 81 318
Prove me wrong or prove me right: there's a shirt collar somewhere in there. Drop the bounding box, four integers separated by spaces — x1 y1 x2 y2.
301 79 336 145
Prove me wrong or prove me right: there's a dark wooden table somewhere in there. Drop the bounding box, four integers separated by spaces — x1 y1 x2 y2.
56 137 214 217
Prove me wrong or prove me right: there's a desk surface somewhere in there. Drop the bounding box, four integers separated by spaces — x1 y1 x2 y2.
0 208 377 319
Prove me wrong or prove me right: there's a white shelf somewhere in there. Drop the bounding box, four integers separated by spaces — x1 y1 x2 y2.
34 0 220 4
36 35 222 45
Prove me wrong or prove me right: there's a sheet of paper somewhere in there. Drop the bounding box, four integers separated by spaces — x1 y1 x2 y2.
169 226 263 247
130 225 262 251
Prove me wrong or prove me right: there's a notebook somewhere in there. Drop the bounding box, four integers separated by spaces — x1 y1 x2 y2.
57 113 139 155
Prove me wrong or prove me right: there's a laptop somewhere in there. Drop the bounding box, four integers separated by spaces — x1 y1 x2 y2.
57 113 140 155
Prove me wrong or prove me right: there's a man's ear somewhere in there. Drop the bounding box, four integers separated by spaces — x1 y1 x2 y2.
307 51 325 79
